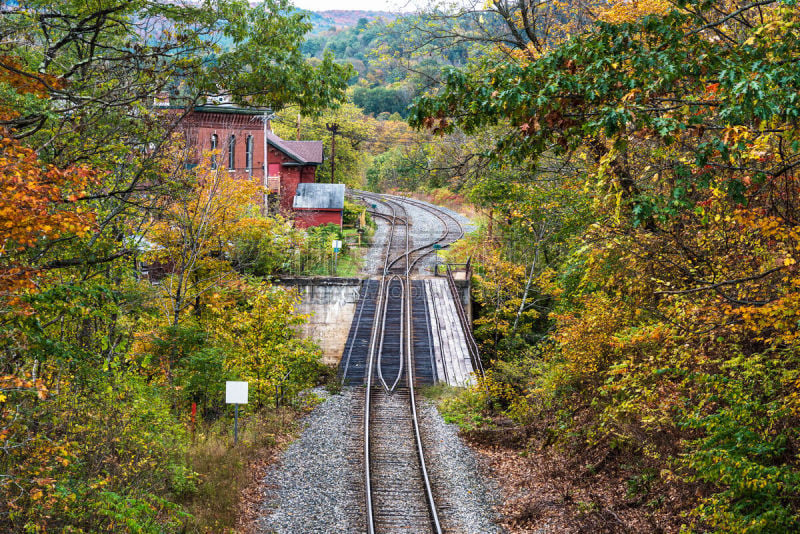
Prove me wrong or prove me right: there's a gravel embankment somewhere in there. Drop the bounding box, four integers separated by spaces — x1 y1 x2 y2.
362 214 389 275
257 388 501 533
258 388 365 534
418 398 502 534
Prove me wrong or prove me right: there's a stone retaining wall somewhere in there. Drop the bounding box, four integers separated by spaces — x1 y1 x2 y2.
276 277 363 365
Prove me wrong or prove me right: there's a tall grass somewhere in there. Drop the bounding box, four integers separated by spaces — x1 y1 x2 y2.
180 408 301 532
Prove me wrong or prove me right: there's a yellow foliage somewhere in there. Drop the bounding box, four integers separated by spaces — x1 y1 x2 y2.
210 283 322 407
146 161 260 325
552 293 635 377
599 0 672 23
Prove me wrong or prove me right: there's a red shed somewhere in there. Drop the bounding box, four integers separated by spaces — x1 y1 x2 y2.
292 183 345 229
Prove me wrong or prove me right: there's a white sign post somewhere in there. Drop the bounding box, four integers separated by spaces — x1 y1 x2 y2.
332 239 342 273
225 381 248 445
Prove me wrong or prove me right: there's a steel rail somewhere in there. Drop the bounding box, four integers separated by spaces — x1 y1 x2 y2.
355 190 465 276
405 274 443 534
384 200 409 275
362 193 410 275
366 210 407 226
376 275 405 393
364 195 399 534
339 281 370 382
362 190 442 534
421 280 440 384
426 283 450 385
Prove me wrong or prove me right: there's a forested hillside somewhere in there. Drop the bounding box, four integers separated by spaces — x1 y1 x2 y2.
300 9 479 117
271 8 496 192
303 9 399 35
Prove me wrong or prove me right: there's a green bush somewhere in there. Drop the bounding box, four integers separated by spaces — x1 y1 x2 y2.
2 370 191 533
678 348 800 533
439 387 494 432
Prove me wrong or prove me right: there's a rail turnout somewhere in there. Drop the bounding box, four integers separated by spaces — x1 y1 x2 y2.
341 191 472 533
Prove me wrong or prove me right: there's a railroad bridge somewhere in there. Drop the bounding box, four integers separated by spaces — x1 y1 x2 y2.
338 275 477 387
274 270 474 386
278 192 483 533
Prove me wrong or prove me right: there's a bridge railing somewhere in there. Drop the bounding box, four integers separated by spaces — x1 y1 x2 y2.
444 262 484 378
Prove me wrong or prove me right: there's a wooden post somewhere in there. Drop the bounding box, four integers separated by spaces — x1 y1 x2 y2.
234 403 239 445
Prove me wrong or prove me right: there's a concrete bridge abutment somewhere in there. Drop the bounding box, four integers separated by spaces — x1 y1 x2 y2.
275 277 363 366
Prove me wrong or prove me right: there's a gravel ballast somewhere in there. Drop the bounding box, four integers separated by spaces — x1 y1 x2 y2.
418 398 502 534
362 215 389 275
257 388 501 533
258 388 365 534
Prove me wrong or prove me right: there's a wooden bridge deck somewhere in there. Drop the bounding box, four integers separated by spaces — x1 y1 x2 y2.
424 278 474 387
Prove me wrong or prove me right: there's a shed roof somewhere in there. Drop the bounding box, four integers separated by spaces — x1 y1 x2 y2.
267 131 324 165
293 183 345 210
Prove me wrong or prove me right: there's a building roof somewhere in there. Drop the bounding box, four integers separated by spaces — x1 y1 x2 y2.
153 101 272 115
293 183 345 210
267 131 324 165
193 104 269 115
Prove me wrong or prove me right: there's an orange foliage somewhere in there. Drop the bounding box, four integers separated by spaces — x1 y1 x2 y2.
0 134 97 306
0 55 64 120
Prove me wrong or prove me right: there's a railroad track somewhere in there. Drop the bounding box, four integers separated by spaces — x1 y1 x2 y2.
339 191 471 532
355 191 464 533
356 190 465 276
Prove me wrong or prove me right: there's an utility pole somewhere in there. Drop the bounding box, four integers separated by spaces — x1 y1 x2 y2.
326 122 339 184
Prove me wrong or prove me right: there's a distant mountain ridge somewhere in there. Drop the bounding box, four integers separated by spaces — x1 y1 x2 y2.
303 9 400 34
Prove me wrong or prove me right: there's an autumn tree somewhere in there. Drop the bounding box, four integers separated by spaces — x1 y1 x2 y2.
0 135 97 311
214 284 322 408
413 1 800 529
146 160 259 328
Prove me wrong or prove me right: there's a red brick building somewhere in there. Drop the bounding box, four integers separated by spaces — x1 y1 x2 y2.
178 105 324 212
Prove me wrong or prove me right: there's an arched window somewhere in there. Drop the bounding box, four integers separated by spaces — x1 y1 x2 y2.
210 134 218 169
245 135 254 173
228 134 236 170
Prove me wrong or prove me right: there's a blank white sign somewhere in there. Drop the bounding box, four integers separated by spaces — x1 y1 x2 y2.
225 381 248 404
